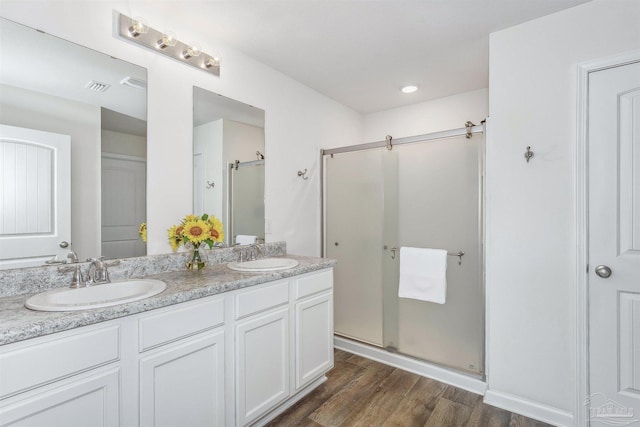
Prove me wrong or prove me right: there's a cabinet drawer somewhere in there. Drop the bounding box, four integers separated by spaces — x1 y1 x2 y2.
235 281 289 319
0 325 120 399
139 297 224 352
294 269 333 300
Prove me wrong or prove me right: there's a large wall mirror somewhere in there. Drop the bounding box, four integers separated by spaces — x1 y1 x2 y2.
0 18 147 269
193 87 265 247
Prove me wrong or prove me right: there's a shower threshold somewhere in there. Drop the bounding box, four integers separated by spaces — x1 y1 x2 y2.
333 335 486 395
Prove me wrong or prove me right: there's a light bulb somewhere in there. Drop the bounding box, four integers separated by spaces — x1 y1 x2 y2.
128 17 147 37
157 32 177 49
204 56 220 68
182 45 201 59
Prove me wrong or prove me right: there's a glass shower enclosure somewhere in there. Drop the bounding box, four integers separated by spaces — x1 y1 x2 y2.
228 160 265 244
323 131 484 376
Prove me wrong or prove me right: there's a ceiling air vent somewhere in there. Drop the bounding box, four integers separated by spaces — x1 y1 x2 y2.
85 80 111 93
120 76 147 90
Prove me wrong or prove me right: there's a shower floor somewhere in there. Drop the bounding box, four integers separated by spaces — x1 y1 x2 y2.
267 349 551 427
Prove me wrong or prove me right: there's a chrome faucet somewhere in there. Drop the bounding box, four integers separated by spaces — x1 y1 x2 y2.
249 243 263 261
67 250 79 263
86 258 111 286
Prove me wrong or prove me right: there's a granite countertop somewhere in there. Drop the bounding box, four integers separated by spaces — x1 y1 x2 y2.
0 255 336 346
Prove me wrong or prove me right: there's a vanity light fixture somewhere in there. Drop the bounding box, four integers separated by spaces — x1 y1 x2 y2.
401 85 418 94
116 12 220 76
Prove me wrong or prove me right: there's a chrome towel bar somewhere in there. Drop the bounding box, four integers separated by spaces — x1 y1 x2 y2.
388 248 465 265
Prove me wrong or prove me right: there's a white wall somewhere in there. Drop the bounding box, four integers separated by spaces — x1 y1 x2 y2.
223 120 264 164
0 84 101 260
193 120 224 222
0 1 363 257
487 0 640 421
363 88 488 142
101 129 146 158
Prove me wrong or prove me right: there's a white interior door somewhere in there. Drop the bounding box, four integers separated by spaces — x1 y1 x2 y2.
0 124 70 268
588 60 640 426
101 154 146 259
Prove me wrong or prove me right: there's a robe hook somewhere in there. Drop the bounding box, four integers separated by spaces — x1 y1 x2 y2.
524 146 534 163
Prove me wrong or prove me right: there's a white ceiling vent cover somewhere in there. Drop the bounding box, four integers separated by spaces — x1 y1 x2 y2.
85 80 111 93
120 76 147 90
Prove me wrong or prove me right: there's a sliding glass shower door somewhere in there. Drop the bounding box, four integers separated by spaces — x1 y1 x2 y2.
324 133 484 375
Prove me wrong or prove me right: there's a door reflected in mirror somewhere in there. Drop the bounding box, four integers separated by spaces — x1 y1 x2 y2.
192 87 265 246
0 18 147 269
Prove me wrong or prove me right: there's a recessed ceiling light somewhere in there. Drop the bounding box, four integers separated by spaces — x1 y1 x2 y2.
401 85 418 94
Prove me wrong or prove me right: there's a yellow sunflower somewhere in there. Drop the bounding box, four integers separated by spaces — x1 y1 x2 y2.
182 219 211 244
184 214 199 222
207 216 225 243
139 222 147 243
167 225 183 251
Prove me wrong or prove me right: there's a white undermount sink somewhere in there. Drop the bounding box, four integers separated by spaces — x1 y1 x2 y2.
227 257 299 272
25 279 167 312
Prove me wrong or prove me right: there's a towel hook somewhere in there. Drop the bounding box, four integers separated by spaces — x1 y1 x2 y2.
465 121 475 139
297 169 308 180
524 146 534 163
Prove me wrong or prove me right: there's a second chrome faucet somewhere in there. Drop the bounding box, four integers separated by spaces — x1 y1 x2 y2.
69 257 118 288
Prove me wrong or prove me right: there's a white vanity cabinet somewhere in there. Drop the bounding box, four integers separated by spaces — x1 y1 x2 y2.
234 281 290 426
0 266 334 427
0 324 121 427
234 270 334 426
293 270 334 391
138 297 226 427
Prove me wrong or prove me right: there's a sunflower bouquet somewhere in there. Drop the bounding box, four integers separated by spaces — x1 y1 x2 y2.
168 213 225 270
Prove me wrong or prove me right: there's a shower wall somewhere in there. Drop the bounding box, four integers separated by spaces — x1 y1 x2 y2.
324 133 484 375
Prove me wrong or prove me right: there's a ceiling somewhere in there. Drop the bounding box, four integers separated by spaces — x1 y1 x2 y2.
148 0 590 114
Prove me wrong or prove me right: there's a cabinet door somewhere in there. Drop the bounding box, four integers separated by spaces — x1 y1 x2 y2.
295 292 334 390
0 367 119 427
139 330 225 427
236 307 289 426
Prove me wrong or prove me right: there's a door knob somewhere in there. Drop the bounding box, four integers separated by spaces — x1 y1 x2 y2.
59 241 69 248
595 265 612 278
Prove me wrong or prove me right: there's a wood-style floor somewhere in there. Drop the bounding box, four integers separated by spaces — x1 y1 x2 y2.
267 349 552 427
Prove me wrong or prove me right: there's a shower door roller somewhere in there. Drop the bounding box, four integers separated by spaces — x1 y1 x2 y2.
595 265 612 278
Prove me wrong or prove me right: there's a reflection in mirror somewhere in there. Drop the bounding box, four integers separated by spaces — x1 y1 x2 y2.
192 87 265 246
0 18 147 269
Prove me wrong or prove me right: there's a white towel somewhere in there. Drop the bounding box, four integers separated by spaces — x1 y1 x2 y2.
398 247 448 304
235 235 257 245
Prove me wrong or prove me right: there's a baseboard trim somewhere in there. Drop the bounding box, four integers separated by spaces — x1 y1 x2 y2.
334 336 486 395
484 390 574 427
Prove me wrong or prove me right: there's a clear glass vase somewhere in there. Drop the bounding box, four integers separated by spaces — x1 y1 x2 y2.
186 245 206 270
